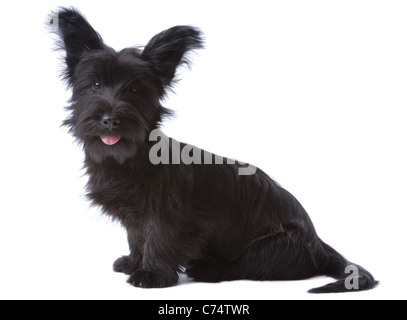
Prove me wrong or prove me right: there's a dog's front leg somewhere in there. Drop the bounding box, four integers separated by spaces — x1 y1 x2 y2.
126 222 179 288
113 230 143 275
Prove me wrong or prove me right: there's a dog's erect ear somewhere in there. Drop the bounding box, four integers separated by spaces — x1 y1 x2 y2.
141 26 204 95
50 7 105 83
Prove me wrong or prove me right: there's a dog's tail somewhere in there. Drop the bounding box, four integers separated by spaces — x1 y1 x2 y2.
308 241 378 294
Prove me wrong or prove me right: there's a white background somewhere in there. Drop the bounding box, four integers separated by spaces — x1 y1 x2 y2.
0 0 406 300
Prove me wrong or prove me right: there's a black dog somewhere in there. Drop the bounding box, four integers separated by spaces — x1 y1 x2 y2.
50 7 377 293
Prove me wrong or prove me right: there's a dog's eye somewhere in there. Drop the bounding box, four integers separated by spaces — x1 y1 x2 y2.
130 86 138 94
93 82 101 90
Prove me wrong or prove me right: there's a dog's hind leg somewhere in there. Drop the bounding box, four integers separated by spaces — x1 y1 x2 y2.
187 223 324 283
233 223 326 281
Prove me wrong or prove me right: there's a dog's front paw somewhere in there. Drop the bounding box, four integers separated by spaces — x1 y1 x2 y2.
128 270 178 288
113 256 140 275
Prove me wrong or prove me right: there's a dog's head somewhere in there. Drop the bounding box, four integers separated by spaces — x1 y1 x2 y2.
51 7 203 164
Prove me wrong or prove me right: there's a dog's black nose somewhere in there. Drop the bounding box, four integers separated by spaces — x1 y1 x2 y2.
101 115 120 131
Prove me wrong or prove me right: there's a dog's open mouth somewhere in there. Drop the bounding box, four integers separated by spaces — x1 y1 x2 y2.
101 135 121 146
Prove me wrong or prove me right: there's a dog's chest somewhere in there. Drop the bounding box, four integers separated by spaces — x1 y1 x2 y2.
86 169 150 221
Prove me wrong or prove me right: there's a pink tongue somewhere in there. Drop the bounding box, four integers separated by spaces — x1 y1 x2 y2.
101 135 121 146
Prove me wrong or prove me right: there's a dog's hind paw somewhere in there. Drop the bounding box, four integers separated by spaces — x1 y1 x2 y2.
127 270 178 288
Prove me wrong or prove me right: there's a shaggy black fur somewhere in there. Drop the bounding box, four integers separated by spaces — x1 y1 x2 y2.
50 7 377 293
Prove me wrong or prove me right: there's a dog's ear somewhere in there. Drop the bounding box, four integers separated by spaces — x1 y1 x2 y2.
141 26 204 95
50 7 104 83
